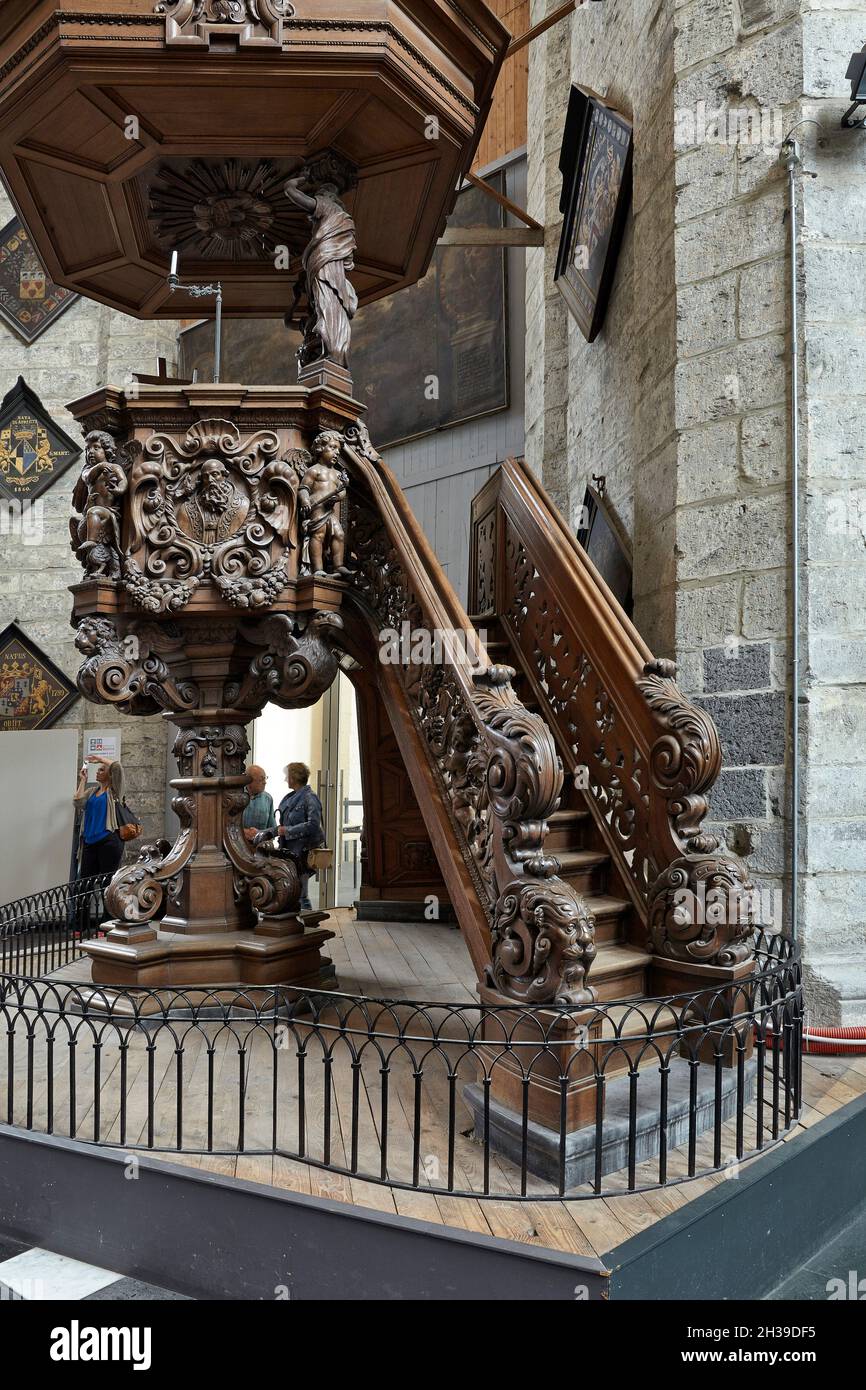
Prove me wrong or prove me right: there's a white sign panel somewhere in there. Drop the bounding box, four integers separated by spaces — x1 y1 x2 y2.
84 729 122 764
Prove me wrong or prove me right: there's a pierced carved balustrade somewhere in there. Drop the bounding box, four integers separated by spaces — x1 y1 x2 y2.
470 458 759 991
340 427 598 1007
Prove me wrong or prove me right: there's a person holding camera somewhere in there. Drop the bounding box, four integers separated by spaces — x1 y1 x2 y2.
73 755 126 877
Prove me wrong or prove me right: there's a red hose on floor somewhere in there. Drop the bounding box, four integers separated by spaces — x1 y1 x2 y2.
803 1026 866 1057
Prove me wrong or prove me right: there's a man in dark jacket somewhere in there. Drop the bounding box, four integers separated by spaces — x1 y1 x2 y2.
274 761 324 911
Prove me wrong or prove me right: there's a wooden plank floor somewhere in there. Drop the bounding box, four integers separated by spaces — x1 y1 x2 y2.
4 909 863 1260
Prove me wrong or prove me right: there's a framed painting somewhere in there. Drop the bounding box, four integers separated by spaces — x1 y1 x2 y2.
350 174 509 447
0 622 78 730
0 376 82 503
555 87 633 343
577 482 633 617
0 214 78 343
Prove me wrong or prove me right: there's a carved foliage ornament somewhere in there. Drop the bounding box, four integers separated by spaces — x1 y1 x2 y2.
638 658 756 965
637 658 723 851
156 1 295 47
123 417 299 614
503 523 655 899
226 610 344 711
149 160 301 264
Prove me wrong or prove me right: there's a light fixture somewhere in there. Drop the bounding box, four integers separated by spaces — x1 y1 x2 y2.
842 44 866 127
165 249 223 384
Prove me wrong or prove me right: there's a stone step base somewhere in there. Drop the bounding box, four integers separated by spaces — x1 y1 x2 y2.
464 1058 757 1189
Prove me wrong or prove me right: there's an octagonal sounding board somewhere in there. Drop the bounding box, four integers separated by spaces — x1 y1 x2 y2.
0 1 509 318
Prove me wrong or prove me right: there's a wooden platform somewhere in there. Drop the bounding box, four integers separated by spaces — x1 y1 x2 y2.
4 910 862 1261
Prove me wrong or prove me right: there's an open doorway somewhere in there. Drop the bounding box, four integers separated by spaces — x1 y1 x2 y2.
251 672 362 911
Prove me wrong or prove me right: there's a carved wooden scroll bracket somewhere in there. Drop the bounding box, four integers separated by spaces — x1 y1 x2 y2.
156 1 295 48
639 659 755 968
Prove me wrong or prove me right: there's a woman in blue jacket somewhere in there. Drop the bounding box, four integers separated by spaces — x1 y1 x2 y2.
274 761 325 911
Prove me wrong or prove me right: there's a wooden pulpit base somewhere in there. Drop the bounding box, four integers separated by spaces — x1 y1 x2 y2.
84 916 337 993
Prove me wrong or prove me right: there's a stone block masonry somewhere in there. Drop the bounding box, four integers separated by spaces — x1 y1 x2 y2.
0 191 178 854
526 0 866 1019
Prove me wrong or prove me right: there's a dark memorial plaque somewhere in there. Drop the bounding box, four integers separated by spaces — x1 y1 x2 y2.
556 87 633 343
577 483 633 617
0 377 82 503
0 215 78 343
0 622 78 730
178 178 509 449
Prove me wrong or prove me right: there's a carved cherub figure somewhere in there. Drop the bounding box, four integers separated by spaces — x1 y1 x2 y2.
298 431 351 576
69 430 127 579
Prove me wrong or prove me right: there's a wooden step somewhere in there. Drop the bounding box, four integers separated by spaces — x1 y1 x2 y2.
587 943 649 1002
554 848 609 894
584 893 631 944
545 806 589 850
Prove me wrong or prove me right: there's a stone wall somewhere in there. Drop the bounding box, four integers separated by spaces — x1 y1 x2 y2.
0 190 178 858
525 0 866 1019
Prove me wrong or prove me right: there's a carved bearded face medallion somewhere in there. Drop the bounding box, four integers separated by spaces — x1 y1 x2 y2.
176 458 249 545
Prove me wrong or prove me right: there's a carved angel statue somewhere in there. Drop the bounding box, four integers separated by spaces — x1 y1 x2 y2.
298 431 351 576
285 161 358 368
69 430 128 580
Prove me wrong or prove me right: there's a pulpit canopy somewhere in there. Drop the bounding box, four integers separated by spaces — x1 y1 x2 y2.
0 1 509 317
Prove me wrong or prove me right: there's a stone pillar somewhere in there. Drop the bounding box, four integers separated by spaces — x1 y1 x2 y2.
670 0 866 1018
524 0 572 513
797 3 866 1020
525 0 866 1018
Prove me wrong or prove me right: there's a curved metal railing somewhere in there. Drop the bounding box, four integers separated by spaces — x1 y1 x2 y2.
0 882 802 1200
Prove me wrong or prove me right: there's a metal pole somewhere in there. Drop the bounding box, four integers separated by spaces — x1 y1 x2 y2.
214 284 223 385
166 250 222 382
781 137 802 943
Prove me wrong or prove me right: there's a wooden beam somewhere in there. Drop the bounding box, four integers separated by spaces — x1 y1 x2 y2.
438 226 545 246
506 0 581 58
465 170 542 231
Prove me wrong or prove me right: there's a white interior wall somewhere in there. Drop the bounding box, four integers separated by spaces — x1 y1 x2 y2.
0 730 79 902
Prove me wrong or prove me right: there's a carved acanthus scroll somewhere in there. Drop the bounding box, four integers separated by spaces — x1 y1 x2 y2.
75 616 198 715
226 610 343 711
639 659 755 966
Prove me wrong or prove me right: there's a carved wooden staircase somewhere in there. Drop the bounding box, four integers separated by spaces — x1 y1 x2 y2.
467 456 759 1008
480 627 651 1003
336 432 758 1024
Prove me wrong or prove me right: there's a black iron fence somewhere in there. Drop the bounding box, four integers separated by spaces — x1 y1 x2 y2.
0 883 802 1200
0 874 110 977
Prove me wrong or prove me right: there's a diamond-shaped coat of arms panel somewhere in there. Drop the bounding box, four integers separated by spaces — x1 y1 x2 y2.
0 623 78 730
0 215 78 343
0 377 81 503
